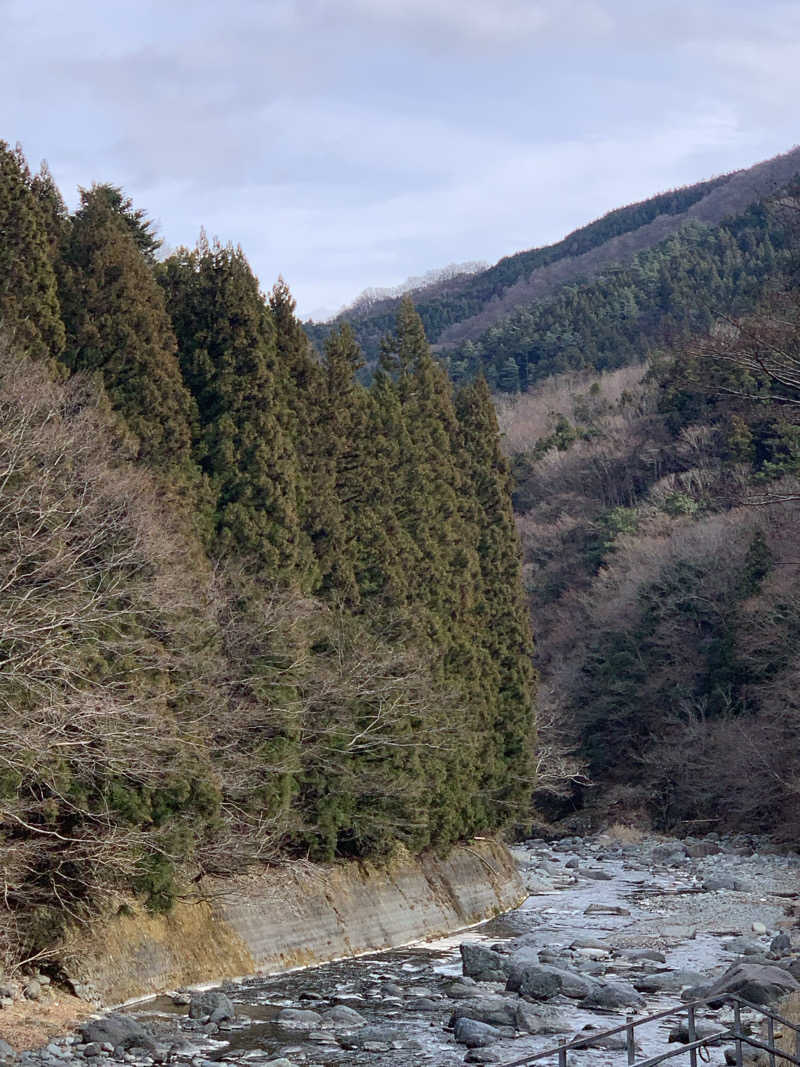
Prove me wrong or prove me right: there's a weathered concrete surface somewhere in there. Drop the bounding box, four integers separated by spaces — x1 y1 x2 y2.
59 839 524 1004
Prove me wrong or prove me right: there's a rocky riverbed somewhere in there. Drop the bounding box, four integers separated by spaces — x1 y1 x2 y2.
5 830 800 1066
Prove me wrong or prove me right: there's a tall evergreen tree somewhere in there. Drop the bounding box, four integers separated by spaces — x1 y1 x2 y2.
455 374 537 818
59 185 196 469
0 142 65 362
159 240 311 578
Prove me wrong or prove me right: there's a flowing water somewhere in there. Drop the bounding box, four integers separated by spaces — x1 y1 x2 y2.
122 833 800 1066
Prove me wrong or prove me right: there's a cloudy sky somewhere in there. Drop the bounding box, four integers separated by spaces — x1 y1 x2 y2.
3 0 799 318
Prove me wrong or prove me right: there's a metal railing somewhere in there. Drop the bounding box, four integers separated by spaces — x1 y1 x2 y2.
499 995 800 1067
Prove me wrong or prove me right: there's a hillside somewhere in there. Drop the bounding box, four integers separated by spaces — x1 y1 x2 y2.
309 147 800 387
501 279 800 835
0 142 535 971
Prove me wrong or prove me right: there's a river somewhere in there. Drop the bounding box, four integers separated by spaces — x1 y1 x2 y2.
109 830 799 1066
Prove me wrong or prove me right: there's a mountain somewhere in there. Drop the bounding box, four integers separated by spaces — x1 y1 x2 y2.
308 146 800 387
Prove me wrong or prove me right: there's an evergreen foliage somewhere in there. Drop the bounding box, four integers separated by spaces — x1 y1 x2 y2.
59 184 197 469
0 143 535 964
0 142 65 361
158 238 312 577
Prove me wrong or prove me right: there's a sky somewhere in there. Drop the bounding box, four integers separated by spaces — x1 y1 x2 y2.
3 0 800 319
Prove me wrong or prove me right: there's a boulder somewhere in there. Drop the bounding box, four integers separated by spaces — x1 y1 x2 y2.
449 996 518 1029
703 963 800 1007
321 1005 367 1027
446 978 481 999
505 964 562 1001
652 843 687 864
189 990 236 1024
0 1039 14 1063
465 1050 503 1063
338 1025 403 1049
79 1014 156 1054
579 868 613 880
460 943 510 982
704 875 748 892
581 980 646 1011
453 1017 507 1048
722 938 764 956
515 1001 570 1035
634 970 706 994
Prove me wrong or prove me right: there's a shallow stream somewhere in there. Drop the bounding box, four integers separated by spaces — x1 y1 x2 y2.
121 831 800 1066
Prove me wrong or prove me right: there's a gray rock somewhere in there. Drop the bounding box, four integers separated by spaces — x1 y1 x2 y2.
771 933 792 955
338 1026 403 1050
275 1008 323 1029
82 1044 102 1058
464 1050 503 1064
579 868 613 880
446 978 481 999
752 921 768 935
0 1040 14 1063
321 1005 366 1027
406 996 440 1012
620 949 666 964
449 996 517 1029
453 1017 505 1048
23 980 41 1001
652 843 687 864
188 990 236 1024
584 904 631 916
686 841 721 858
79 1014 156 1055
460 943 509 982
634 970 706 994
506 963 593 1001
505 964 561 1001
704 875 747 891
722 938 764 956
581 980 646 1011
570 938 608 951
704 962 800 1006
515 1001 570 1034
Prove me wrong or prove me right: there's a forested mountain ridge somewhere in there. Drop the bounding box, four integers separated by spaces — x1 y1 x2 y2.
308 146 800 388
0 141 535 969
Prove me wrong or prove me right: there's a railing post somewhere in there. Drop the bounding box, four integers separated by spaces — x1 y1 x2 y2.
626 1014 635 1066
687 1002 698 1067
558 1036 568 1067
734 1000 744 1067
766 1014 776 1067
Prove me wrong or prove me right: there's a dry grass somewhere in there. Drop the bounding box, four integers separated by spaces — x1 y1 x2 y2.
599 822 646 845
0 991 91 1051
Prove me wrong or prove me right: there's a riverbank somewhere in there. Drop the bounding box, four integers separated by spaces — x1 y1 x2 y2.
0 838 523 1055
7 829 800 1065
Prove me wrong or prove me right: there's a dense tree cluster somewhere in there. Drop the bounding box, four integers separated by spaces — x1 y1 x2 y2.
0 142 534 965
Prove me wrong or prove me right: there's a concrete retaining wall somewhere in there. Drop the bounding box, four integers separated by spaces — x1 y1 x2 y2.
59 839 525 1004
